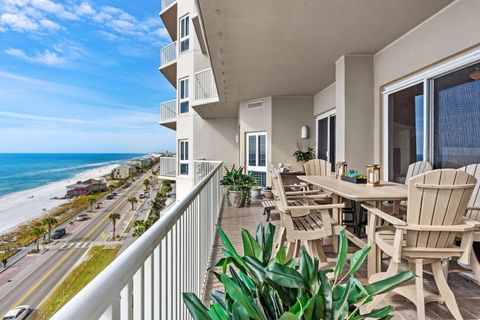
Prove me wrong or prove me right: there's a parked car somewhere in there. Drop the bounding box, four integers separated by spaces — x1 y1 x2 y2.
76 214 88 221
106 195 114 200
52 228 66 239
139 193 145 199
2 305 30 320
111 192 118 196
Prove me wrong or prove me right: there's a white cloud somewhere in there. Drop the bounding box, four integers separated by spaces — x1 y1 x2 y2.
0 111 88 124
0 13 37 31
109 19 136 35
39 18 61 31
76 2 95 16
30 0 78 20
5 47 68 66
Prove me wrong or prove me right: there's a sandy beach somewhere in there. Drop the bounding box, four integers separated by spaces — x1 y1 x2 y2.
0 164 118 234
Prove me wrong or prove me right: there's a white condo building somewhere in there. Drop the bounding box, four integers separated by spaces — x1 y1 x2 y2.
52 1 480 319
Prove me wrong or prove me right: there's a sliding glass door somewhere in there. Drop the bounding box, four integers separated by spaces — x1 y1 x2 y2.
433 62 480 168
385 60 480 181
316 113 336 172
387 83 424 183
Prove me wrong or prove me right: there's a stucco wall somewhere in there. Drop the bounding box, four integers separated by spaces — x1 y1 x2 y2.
193 116 238 167
373 0 480 165
314 83 336 117
272 96 314 171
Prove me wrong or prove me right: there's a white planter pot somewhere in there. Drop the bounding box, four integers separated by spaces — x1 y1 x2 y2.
250 187 262 199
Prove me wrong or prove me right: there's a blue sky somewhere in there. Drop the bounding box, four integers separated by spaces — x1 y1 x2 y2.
0 0 176 153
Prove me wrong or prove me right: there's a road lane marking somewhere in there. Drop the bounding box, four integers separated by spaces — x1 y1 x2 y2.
12 249 75 307
9 175 148 309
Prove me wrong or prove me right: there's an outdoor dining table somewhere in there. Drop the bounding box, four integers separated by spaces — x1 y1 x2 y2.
298 174 408 277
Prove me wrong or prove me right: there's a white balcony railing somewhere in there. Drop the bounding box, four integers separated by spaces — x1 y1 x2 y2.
159 156 176 177
51 162 223 320
194 160 222 184
161 0 176 10
194 69 218 101
160 41 177 67
160 99 176 122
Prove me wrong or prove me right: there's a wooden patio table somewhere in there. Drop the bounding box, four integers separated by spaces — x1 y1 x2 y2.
298 174 408 277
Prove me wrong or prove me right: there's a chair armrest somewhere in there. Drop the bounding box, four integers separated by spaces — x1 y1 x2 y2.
285 203 345 211
362 203 406 226
285 190 323 195
397 224 476 232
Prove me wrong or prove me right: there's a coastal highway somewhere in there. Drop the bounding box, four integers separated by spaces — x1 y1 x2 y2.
0 170 153 317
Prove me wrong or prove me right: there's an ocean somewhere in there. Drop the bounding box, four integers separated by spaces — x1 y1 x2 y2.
0 153 143 197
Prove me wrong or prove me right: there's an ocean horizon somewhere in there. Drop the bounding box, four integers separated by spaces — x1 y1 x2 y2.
0 153 144 197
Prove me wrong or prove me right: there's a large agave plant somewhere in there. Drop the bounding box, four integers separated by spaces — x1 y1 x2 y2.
183 224 415 320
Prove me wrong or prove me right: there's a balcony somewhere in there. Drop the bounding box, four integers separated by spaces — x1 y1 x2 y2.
159 0 177 41
50 158 480 319
158 156 176 179
192 68 219 108
159 99 176 130
159 41 177 88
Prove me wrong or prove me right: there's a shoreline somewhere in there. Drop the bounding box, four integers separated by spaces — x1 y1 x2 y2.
0 163 119 234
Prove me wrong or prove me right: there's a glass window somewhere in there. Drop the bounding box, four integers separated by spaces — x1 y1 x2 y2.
388 83 424 183
179 77 189 114
179 15 189 53
246 132 267 187
434 62 480 168
179 140 188 175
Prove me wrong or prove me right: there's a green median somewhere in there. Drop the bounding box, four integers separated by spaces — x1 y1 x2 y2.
33 244 121 320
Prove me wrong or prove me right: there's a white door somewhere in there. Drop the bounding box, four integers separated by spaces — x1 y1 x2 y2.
246 132 267 187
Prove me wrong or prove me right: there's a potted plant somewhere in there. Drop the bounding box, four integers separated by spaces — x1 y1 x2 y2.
261 186 273 199
220 166 247 208
293 141 315 170
183 224 416 320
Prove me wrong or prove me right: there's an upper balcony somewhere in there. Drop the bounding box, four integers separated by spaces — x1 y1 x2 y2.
159 99 176 130
192 68 219 108
158 156 176 179
159 0 177 41
159 41 177 88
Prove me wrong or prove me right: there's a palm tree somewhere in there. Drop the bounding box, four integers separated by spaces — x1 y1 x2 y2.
87 196 96 212
42 216 57 243
109 212 121 240
127 196 138 210
31 227 46 251
143 178 150 191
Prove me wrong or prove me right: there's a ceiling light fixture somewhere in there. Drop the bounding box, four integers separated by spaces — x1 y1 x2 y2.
469 68 480 80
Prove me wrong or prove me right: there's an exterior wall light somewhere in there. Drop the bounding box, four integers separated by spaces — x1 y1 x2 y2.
301 125 309 139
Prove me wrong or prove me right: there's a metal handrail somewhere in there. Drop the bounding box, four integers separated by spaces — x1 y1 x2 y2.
51 162 223 319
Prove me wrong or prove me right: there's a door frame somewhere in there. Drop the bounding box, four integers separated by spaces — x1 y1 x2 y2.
245 131 268 173
315 109 336 163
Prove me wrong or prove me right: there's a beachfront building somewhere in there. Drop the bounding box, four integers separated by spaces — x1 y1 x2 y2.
65 179 108 197
111 165 136 180
53 1 480 319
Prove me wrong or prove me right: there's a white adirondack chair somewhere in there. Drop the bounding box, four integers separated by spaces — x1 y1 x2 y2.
272 168 344 264
449 164 480 280
384 160 432 214
364 169 476 320
303 159 331 176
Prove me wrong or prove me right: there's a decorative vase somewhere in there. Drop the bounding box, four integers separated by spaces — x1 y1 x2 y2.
250 187 262 200
228 191 244 208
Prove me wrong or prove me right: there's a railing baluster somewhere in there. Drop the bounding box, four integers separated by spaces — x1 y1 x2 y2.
153 245 161 319
133 266 145 320
144 254 154 320
120 280 133 320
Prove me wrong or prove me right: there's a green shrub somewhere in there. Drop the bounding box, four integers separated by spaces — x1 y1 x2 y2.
183 224 415 320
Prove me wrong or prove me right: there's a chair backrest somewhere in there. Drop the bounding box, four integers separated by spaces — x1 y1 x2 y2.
303 159 331 176
271 168 289 208
458 164 480 221
406 169 476 249
405 161 432 184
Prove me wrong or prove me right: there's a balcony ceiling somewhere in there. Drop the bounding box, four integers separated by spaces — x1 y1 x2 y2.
196 0 453 118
